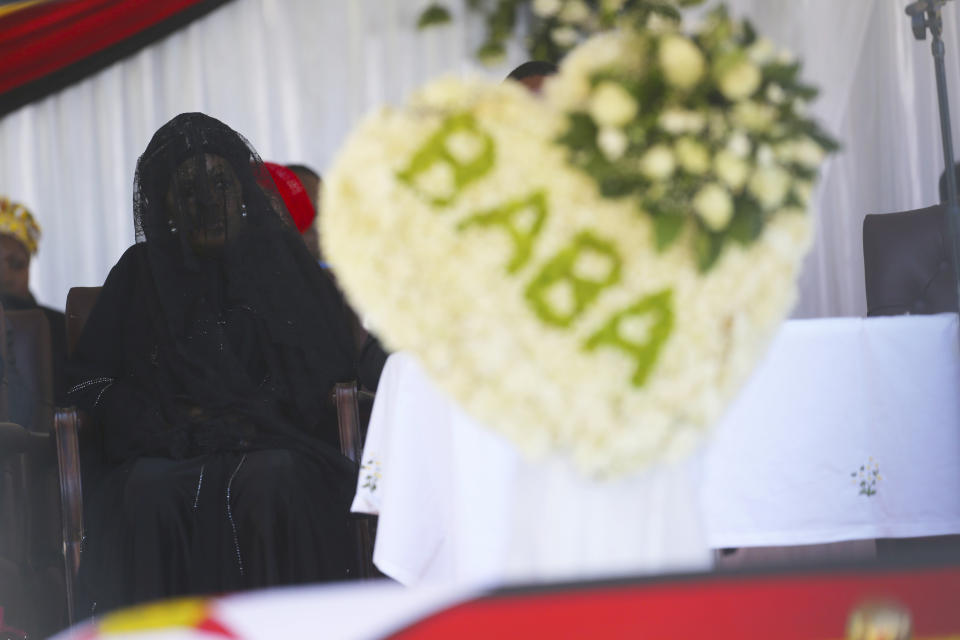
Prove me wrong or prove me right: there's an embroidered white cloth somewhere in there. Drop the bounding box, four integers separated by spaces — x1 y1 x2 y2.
352 314 960 586
703 313 960 548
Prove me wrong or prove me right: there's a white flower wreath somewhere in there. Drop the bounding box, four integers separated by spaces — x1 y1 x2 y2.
322 65 819 478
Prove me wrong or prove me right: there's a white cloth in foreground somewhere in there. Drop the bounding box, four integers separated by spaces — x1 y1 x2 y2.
353 352 712 587
354 314 960 587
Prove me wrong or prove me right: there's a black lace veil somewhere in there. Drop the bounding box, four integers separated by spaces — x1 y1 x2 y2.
113 112 356 460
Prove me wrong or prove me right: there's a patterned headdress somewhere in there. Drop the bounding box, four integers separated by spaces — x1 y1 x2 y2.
0 196 41 254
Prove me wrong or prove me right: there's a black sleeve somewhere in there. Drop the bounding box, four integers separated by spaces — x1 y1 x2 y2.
358 334 388 392
67 245 185 462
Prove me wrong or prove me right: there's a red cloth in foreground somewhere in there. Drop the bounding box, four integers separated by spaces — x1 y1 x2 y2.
390 563 960 639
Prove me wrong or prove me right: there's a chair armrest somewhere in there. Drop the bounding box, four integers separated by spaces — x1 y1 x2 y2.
0 421 50 459
53 407 85 625
332 382 363 465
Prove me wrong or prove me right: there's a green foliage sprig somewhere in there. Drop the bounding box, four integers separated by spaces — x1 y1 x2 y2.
418 0 707 64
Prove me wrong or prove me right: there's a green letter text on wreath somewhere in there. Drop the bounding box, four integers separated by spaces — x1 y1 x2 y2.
458 191 548 273
585 290 675 387
525 231 622 328
397 113 495 207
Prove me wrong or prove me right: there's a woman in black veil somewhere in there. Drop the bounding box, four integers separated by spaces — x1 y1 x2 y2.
68 113 362 614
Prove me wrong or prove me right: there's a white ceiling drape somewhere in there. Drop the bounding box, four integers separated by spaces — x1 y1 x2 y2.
0 0 957 319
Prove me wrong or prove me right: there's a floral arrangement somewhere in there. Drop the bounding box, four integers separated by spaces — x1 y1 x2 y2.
321 0 836 476
549 8 837 270
322 38 828 477
418 0 706 65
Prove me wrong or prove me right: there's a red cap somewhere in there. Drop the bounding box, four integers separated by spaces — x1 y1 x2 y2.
264 162 316 233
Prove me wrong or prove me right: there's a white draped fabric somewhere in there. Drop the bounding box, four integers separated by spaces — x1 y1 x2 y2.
0 1 957 317
353 315 960 586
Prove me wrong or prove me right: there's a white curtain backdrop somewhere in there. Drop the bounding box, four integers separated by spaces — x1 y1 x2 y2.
0 0 957 318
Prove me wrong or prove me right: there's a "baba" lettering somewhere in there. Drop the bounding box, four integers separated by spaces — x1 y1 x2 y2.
397 113 675 387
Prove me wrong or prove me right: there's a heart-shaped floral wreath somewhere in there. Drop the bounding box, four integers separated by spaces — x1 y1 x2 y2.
323 11 834 476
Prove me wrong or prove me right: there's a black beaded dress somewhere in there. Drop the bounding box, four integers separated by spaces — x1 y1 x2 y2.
67 113 363 615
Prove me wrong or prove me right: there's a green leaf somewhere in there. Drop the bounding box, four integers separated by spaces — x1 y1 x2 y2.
476 41 507 65
727 198 764 245
557 112 599 150
806 125 841 153
765 62 801 86
694 230 724 272
741 19 757 45
792 83 819 101
654 213 685 251
417 3 452 29
599 173 641 198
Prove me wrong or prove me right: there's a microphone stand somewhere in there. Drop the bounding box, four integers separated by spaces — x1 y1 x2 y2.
907 0 960 319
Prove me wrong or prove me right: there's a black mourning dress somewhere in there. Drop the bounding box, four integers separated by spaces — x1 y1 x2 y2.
67 113 363 615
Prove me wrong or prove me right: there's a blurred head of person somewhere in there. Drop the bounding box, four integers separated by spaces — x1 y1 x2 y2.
264 162 322 262
287 164 322 262
506 60 559 94
0 197 41 301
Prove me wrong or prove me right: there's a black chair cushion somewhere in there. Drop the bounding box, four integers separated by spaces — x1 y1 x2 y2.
863 204 959 316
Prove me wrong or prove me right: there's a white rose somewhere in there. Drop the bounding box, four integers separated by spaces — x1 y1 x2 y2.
776 48 796 65
792 137 825 169
659 108 706 134
693 183 734 231
717 56 762 101
588 81 638 127
533 0 562 17
551 26 580 48
732 101 776 132
748 166 791 209
756 144 775 167
747 37 776 65
714 149 750 191
597 126 629 160
708 112 728 140
773 141 795 164
675 137 710 174
646 12 679 33
560 0 591 24
658 35 705 90
766 83 786 104
639 144 676 181
726 131 751 158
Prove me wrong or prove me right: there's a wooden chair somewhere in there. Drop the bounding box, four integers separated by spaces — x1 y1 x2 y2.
52 286 379 624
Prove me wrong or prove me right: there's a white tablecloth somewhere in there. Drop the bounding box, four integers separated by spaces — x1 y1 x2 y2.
352 314 960 586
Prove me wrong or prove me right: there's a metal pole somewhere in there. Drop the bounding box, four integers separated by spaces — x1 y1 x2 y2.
927 6 960 313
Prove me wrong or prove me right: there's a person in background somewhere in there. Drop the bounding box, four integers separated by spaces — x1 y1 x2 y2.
0 196 66 403
286 164 323 262
266 162 386 390
264 162 320 260
506 60 558 94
